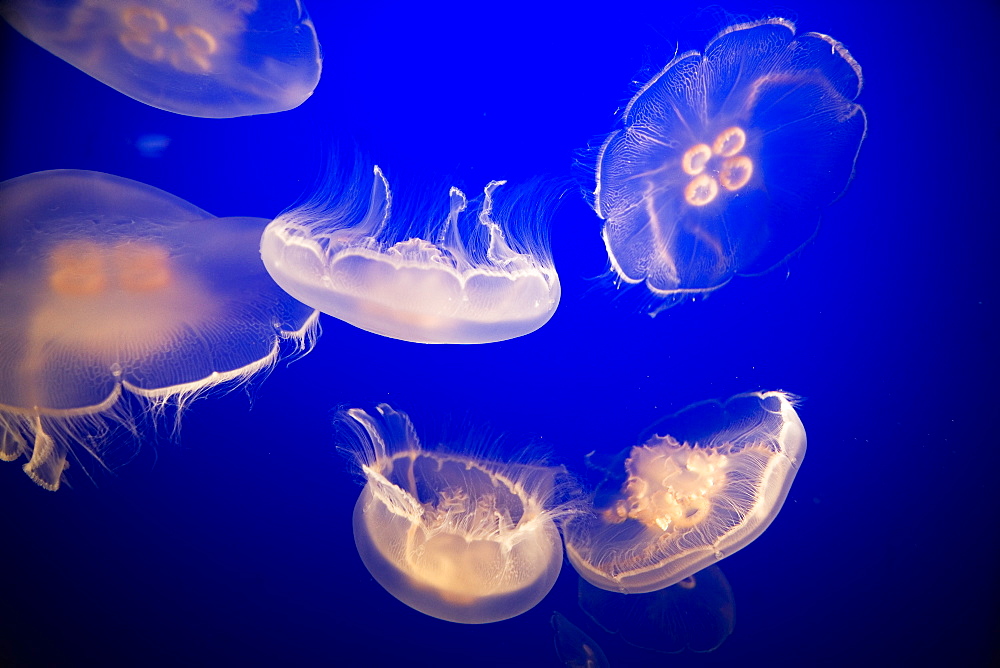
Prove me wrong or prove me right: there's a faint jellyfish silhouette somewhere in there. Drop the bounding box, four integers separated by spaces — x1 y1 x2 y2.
134 133 171 158
578 564 735 653
551 611 610 668
337 404 569 623
563 391 806 593
0 169 318 491
260 163 562 344
0 0 322 117
593 18 867 312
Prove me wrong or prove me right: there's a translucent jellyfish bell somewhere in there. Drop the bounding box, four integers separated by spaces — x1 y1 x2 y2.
0 0 322 118
0 169 318 490
594 18 867 312
563 391 806 594
551 611 610 668
337 404 568 623
260 165 561 344
578 565 735 653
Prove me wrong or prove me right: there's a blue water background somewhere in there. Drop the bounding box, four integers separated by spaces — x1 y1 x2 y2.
2 1 997 665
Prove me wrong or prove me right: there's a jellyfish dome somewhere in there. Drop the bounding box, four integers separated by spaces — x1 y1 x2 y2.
563 391 806 594
337 404 568 624
594 18 867 312
0 169 318 491
0 0 322 118
578 565 735 653
260 165 561 344
551 611 610 668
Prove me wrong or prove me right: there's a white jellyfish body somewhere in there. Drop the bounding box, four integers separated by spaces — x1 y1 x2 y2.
337 404 568 624
0 0 322 117
260 165 561 344
0 169 318 490
563 391 806 594
594 18 867 312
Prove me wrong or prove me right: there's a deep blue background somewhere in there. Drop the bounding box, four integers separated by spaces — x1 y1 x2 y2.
2 1 997 666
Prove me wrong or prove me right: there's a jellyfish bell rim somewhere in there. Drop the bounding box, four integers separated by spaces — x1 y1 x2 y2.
338 404 571 623
260 168 562 344
591 17 866 314
351 482 565 624
350 447 567 623
0 0 324 118
577 564 736 654
565 441 800 594
0 307 318 440
564 391 807 594
0 168 320 491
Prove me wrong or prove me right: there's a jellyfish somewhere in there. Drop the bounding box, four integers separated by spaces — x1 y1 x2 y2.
0 169 319 491
563 391 806 594
0 0 322 118
337 404 569 623
578 565 735 653
551 611 610 668
593 18 867 312
260 164 561 344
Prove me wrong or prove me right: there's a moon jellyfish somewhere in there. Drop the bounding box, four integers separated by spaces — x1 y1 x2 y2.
551 611 610 668
0 169 318 491
0 0 322 118
260 165 561 344
578 565 735 653
337 404 568 623
594 18 867 312
563 391 806 593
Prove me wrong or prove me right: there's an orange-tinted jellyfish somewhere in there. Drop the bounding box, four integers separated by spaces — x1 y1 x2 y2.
594 18 867 313
1 0 322 117
563 391 806 593
0 169 318 490
336 404 569 623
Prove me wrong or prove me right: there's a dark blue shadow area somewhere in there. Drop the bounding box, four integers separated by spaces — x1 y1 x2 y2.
1 1 997 666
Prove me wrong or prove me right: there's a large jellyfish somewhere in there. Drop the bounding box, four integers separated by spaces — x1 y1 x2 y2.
0 169 318 491
578 565 735 653
563 391 806 593
260 164 561 344
0 0 322 118
337 404 569 623
594 18 867 312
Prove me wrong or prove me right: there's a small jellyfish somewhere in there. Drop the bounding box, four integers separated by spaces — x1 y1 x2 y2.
593 18 867 312
1 0 322 117
563 391 806 594
552 611 610 668
0 169 318 491
260 164 561 344
134 132 171 158
578 565 735 653
337 404 568 623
